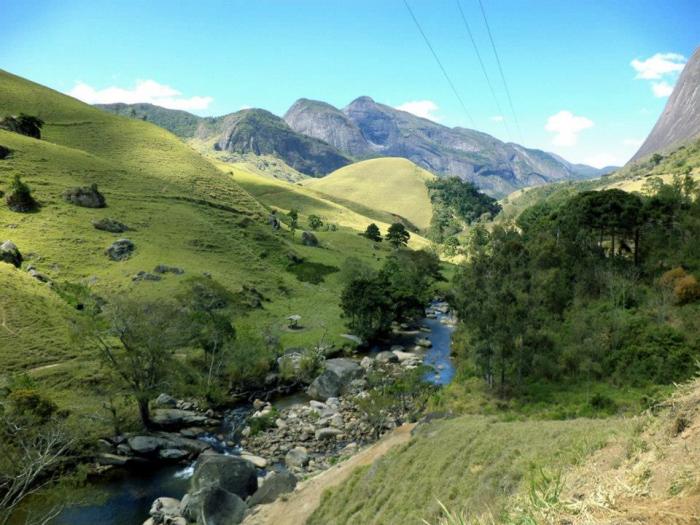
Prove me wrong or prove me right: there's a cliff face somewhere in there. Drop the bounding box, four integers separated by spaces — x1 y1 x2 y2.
631 46 700 162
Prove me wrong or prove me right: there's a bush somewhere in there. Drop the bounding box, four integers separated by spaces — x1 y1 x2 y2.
659 267 687 287
674 275 700 305
5 174 38 212
8 389 57 421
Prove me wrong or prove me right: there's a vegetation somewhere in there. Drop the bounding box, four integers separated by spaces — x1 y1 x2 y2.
363 223 382 242
308 213 323 230
5 173 38 212
386 223 410 248
0 113 44 139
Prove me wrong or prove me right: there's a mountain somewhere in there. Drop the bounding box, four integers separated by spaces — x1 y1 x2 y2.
285 96 607 197
631 46 700 162
305 157 435 231
96 104 352 177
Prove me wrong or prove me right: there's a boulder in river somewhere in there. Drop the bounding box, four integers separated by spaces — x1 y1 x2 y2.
248 471 297 507
181 486 247 525
0 240 22 268
191 454 258 500
151 409 210 429
375 351 398 364
307 358 363 401
416 337 432 348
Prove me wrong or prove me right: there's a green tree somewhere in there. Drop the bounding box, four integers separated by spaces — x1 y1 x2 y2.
308 214 323 231
340 277 393 342
386 223 410 248
363 223 382 242
287 208 299 238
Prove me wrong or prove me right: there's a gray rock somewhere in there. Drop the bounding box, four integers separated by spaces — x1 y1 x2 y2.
92 217 129 233
284 446 309 468
158 448 189 461
240 453 267 469
301 231 318 247
191 454 258 500
127 435 168 455
155 393 178 408
315 427 342 440
105 239 134 261
360 356 373 369
416 337 432 348
151 409 209 429
153 264 184 275
27 267 50 283
0 240 22 268
376 351 398 363
63 184 106 208
182 486 246 525
132 271 161 282
248 471 297 507
149 497 182 524
307 358 363 401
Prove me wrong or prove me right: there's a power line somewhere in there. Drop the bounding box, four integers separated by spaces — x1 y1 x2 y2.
455 0 511 140
402 0 475 127
477 0 523 142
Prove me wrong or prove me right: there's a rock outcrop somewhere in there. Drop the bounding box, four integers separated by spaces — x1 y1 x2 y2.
63 184 106 208
307 358 363 400
105 239 134 261
0 240 22 268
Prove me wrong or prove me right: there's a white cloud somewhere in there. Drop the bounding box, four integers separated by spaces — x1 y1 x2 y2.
395 100 440 121
68 80 213 111
623 138 643 147
631 52 686 98
631 52 686 80
583 153 622 169
490 115 504 122
651 81 674 98
544 110 593 147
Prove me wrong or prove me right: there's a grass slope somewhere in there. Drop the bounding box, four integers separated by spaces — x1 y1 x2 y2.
309 414 628 525
305 157 436 231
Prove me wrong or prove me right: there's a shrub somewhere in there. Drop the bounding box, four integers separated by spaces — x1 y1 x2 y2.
659 267 687 288
8 389 57 421
5 174 38 212
674 275 700 305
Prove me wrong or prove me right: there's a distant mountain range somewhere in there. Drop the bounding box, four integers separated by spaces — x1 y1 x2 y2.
99 97 615 197
631 46 700 163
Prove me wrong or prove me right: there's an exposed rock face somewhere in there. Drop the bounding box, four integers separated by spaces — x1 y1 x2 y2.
300 231 318 247
63 184 106 208
191 454 258 500
0 240 22 268
284 98 370 157
307 358 363 400
92 218 130 233
285 96 609 197
181 486 247 525
248 471 297 507
631 47 700 162
212 109 351 177
105 239 134 261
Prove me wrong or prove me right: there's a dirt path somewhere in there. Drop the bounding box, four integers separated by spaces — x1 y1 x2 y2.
243 423 416 525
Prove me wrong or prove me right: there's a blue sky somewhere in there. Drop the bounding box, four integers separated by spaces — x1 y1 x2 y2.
1 0 698 167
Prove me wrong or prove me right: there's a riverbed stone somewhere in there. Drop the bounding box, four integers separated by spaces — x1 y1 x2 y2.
416 337 432 348
307 358 363 401
191 454 258 499
285 446 309 468
127 435 168 455
158 448 189 461
151 409 209 429
182 486 246 525
149 497 182 524
315 427 342 440
248 471 297 507
240 453 267 469
376 351 399 363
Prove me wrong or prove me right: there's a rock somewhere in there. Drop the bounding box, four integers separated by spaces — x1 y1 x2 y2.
0 240 22 268
248 471 297 507
285 446 309 468
63 184 106 208
275 418 287 430
390 345 405 352
416 337 432 348
376 351 399 363
240 453 267 469
151 409 209 429
128 435 168 455
27 267 50 283
132 271 162 282
326 397 340 409
92 217 129 233
360 356 373 369
95 453 133 467
252 399 266 410
155 393 178 408
149 497 181 524
158 448 189 461
340 333 362 345
315 427 342 440
301 231 319 247
105 238 134 261
154 264 184 275
307 358 363 401
392 350 420 363
191 454 258 500
329 414 344 428
182 486 246 525
309 400 328 410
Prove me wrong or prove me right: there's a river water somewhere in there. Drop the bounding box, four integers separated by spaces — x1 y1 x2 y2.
48 304 455 525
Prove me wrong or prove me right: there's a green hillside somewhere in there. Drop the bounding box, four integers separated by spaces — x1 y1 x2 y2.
305 157 436 231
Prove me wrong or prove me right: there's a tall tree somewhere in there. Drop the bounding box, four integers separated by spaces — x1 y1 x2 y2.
386 223 410 248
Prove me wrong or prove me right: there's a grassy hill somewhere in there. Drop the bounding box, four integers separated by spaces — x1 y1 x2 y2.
304 157 436 232
0 70 416 432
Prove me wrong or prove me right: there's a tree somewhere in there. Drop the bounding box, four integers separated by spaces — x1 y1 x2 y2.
0 113 44 139
443 236 460 257
363 223 382 242
86 298 188 428
340 277 393 342
6 174 38 212
386 223 410 248
308 214 323 231
287 208 299 238
650 153 663 166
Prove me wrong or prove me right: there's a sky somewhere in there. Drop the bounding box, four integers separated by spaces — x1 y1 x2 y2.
1 0 698 167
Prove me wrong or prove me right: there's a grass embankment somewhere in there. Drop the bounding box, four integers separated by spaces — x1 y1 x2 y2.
0 69 425 438
304 157 436 232
309 414 629 525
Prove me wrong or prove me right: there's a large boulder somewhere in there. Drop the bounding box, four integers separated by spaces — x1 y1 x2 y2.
376 351 398 364
149 497 183 524
191 454 258 500
105 238 135 261
284 446 309 469
307 358 363 400
248 471 297 507
93 217 130 233
181 486 247 525
63 184 106 208
301 231 318 247
0 240 22 268
151 409 209 429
